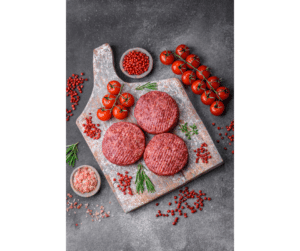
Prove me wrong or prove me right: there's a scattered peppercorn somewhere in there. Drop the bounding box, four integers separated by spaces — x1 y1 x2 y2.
195 142 211 164
154 187 212 225
82 116 101 140
113 172 133 196
66 73 88 121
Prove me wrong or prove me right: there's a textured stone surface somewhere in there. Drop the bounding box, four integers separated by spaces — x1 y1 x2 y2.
67 0 233 250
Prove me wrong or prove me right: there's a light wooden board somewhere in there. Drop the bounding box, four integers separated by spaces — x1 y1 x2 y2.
76 43 223 213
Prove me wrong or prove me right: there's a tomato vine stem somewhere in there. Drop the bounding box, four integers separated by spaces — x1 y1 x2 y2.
172 52 223 101
107 84 124 111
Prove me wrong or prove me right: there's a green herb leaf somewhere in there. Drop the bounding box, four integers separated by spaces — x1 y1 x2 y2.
179 122 198 140
66 142 79 167
190 124 198 135
135 164 155 194
135 82 158 91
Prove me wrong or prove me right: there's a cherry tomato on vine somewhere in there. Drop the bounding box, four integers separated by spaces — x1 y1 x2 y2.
210 101 225 116
160 50 175 65
171 60 187 75
119 93 135 107
216 86 230 100
201 90 216 105
107 80 121 95
191 80 206 95
206 76 220 90
186 54 200 69
97 107 112 121
196 65 210 80
102 94 116 109
175 44 190 59
181 70 196 85
113 105 128 120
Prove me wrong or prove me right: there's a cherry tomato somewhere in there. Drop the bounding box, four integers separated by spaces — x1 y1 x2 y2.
171 60 187 75
206 76 220 90
119 93 135 107
201 90 216 105
186 54 200 69
216 86 230 100
210 101 225 116
181 71 196 85
107 81 121 95
97 107 112 121
113 105 128 120
175 44 190 59
196 65 210 80
160 50 175 65
102 94 116 109
191 80 206 95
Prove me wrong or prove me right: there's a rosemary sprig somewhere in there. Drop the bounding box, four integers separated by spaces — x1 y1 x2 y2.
135 82 157 91
135 164 155 194
66 142 79 167
179 123 198 140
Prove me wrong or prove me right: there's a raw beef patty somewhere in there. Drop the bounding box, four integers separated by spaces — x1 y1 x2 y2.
134 91 179 134
144 133 188 176
102 122 145 166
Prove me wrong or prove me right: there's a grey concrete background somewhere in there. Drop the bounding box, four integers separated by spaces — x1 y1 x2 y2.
67 0 234 250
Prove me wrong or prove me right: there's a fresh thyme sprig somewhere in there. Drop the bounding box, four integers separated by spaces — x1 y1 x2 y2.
66 142 79 167
179 123 198 140
135 164 155 194
190 124 198 135
135 82 157 91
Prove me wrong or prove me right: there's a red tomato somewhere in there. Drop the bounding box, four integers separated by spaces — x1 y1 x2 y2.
112 105 128 120
119 93 135 107
171 60 187 75
196 65 211 80
206 76 220 90
201 90 216 105
216 86 230 100
181 71 196 85
160 50 175 65
191 80 206 95
97 108 112 121
210 101 225 116
186 54 200 69
102 94 116 109
175 44 190 59
107 81 121 95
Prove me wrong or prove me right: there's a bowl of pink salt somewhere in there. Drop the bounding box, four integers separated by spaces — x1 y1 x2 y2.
70 165 101 197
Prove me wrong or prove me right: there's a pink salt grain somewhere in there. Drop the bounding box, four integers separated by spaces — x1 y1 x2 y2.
73 166 97 194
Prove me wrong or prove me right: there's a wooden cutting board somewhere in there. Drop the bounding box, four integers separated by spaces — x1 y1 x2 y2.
76 43 223 213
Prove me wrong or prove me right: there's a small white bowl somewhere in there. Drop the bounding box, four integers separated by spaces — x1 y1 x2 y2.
70 165 101 197
120 47 153 79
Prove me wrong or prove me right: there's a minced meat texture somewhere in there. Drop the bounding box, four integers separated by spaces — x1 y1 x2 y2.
144 133 188 176
134 91 179 134
102 122 145 166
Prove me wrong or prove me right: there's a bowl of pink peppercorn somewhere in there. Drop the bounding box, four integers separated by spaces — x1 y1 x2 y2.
70 165 101 197
120 48 153 79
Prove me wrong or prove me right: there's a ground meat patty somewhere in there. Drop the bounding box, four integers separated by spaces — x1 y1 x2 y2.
102 122 145 166
134 91 179 134
144 133 188 176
